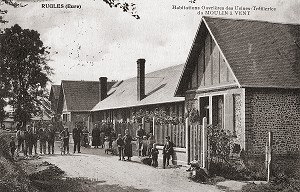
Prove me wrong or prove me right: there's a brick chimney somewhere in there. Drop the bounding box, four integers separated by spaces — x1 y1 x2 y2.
137 58 145 101
99 77 107 101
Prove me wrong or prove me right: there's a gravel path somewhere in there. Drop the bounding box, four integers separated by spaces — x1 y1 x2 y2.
39 145 222 192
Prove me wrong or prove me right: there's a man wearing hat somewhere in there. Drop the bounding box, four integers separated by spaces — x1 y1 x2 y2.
72 125 82 153
47 124 56 154
136 124 146 156
61 126 70 154
162 136 174 169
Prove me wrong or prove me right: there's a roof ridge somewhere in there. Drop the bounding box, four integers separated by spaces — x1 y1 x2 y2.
203 16 300 26
120 63 185 82
61 80 99 83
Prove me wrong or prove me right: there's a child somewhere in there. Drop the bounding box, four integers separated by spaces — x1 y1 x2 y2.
104 137 110 154
141 135 148 156
111 140 118 155
151 143 159 167
9 136 16 160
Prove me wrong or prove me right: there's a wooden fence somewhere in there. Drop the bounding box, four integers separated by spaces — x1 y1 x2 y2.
114 122 140 137
64 117 209 167
186 117 208 168
154 124 186 148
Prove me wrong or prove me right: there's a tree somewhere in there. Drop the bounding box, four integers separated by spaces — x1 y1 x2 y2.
0 99 8 127
0 24 52 126
102 0 140 19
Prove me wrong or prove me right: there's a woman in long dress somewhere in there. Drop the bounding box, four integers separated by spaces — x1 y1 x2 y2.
123 129 133 161
92 125 101 148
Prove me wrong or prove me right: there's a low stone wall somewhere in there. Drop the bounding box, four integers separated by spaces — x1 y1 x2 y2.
156 146 187 166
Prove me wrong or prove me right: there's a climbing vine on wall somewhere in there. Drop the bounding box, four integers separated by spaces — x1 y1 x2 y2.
131 108 183 125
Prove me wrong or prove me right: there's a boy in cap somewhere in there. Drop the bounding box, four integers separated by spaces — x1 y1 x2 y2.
151 143 159 167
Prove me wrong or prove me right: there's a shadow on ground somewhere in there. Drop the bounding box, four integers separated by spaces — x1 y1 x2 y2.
32 177 151 192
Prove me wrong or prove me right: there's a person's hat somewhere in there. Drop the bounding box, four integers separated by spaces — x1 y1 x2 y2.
165 136 170 139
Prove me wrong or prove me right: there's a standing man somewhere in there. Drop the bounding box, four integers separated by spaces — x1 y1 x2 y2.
61 126 70 154
47 124 56 154
16 123 25 155
73 125 82 153
23 125 30 156
26 125 34 156
82 126 89 147
162 136 174 169
31 123 38 155
123 129 133 161
136 124 146 156
38 127 47 155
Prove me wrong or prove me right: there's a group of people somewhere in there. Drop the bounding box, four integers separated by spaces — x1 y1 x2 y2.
91 124 116 149
58 125 89 155
10 123 56 159
9 122 90 158
106 125 174 169
135 125 174 168
10 122 175 169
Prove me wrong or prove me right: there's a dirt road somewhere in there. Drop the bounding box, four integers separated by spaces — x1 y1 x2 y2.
40 148 221 192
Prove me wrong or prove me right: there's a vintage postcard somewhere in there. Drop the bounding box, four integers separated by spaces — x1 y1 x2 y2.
0 0 300 191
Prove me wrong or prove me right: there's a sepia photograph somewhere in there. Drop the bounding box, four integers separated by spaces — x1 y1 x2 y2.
0 0 300 191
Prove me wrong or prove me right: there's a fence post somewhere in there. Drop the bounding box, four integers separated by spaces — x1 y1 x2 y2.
87 116 90 132
185 117 190 164
153 117 156 141
113 119 116 132
267 131 273 183
202 117 207 168
142 117 145 130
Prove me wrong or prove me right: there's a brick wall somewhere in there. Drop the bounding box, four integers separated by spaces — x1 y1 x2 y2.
245 88 300 155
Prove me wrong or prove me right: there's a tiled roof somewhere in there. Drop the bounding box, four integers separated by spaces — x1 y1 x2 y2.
92 64 185 111
176 17 300 96
205 17 300 88
61 80 115 111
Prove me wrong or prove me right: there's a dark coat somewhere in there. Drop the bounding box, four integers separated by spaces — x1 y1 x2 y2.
39 129 47 142
116 137 124 147
92 127 101 146
48 129 56 142
123 134 133 157
61 130 70 141
73 128 82 141
151 148 159 159
163 141 174 155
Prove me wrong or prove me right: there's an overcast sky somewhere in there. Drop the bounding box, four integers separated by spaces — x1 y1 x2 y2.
1 0 300 85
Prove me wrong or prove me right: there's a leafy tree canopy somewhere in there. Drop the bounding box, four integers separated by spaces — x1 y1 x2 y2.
0 24 52 125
